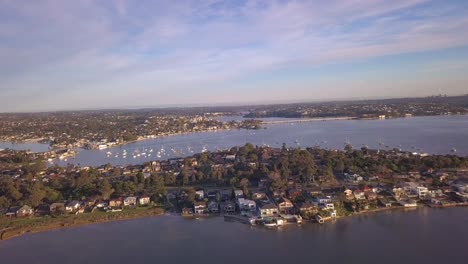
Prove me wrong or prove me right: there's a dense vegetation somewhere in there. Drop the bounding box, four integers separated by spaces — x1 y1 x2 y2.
1 143 467 210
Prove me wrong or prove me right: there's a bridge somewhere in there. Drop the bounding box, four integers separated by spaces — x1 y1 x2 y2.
261 116 358 124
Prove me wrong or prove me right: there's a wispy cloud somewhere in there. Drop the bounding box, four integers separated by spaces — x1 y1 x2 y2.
1 0 468 111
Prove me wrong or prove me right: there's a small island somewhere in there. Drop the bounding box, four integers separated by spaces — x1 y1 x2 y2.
1 143 468 240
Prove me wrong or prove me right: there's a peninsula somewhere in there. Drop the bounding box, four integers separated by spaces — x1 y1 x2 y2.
1 143 467 240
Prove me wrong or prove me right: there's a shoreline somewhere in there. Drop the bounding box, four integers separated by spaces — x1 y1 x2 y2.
0 207 164 241
2 113 467 154
3 204 467 241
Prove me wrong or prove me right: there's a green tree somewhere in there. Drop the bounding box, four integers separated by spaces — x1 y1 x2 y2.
99 179 114 200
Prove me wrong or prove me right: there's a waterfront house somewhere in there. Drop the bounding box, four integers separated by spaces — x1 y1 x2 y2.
109 198 123 208
297 201 318 218
84 197 98 208
17 205 34 217
65 201 81 212
314 196 335 210
138 196 150 206
416 186 429 200
50 203 66 214
6 205 34 218
399 199 418 207
181 207 194 216
378 198 393 208
221 201 236 214
123 196 137 207
259 203 279 217
207 201 219 213
35 204 50 216
237 198 256 211
194 201 207 215
277 197 294 214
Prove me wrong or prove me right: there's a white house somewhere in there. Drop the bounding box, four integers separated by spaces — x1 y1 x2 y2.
260 203 279 217
123 196 137 206
138 196 150 206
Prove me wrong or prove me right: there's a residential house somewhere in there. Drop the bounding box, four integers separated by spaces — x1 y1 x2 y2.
237 198 256 211
194 201 207 215
353 190 366 200
17 205 34 217
181 207 194 216
65 201 81 212
416 186 429 200
259 203 279 217
221 201 236 214
35 204 50 216
50 203 66 214
109 198 123 208
315 197 335 210
207 201 219 214
84 197 98 208
138 196 150 206
297 201 318 217
6 205 34 218
277 197 294 214
123 196 137 207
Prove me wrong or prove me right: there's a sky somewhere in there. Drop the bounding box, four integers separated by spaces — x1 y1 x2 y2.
1 0 468 112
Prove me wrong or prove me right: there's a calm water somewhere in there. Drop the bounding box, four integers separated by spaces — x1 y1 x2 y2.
0 142 50 153
2 115 467 167
1 207 467 264
54 115 468 167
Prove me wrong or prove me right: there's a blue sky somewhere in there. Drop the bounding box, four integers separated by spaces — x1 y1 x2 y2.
1 0 468 112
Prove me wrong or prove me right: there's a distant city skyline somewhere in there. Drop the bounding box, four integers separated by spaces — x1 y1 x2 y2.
1 0 468 112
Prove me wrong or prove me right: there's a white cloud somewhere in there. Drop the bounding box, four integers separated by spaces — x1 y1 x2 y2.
1 0 468 111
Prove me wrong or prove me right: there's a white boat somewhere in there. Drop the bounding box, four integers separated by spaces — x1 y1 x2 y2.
263 221 277 227
276 219 284 226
